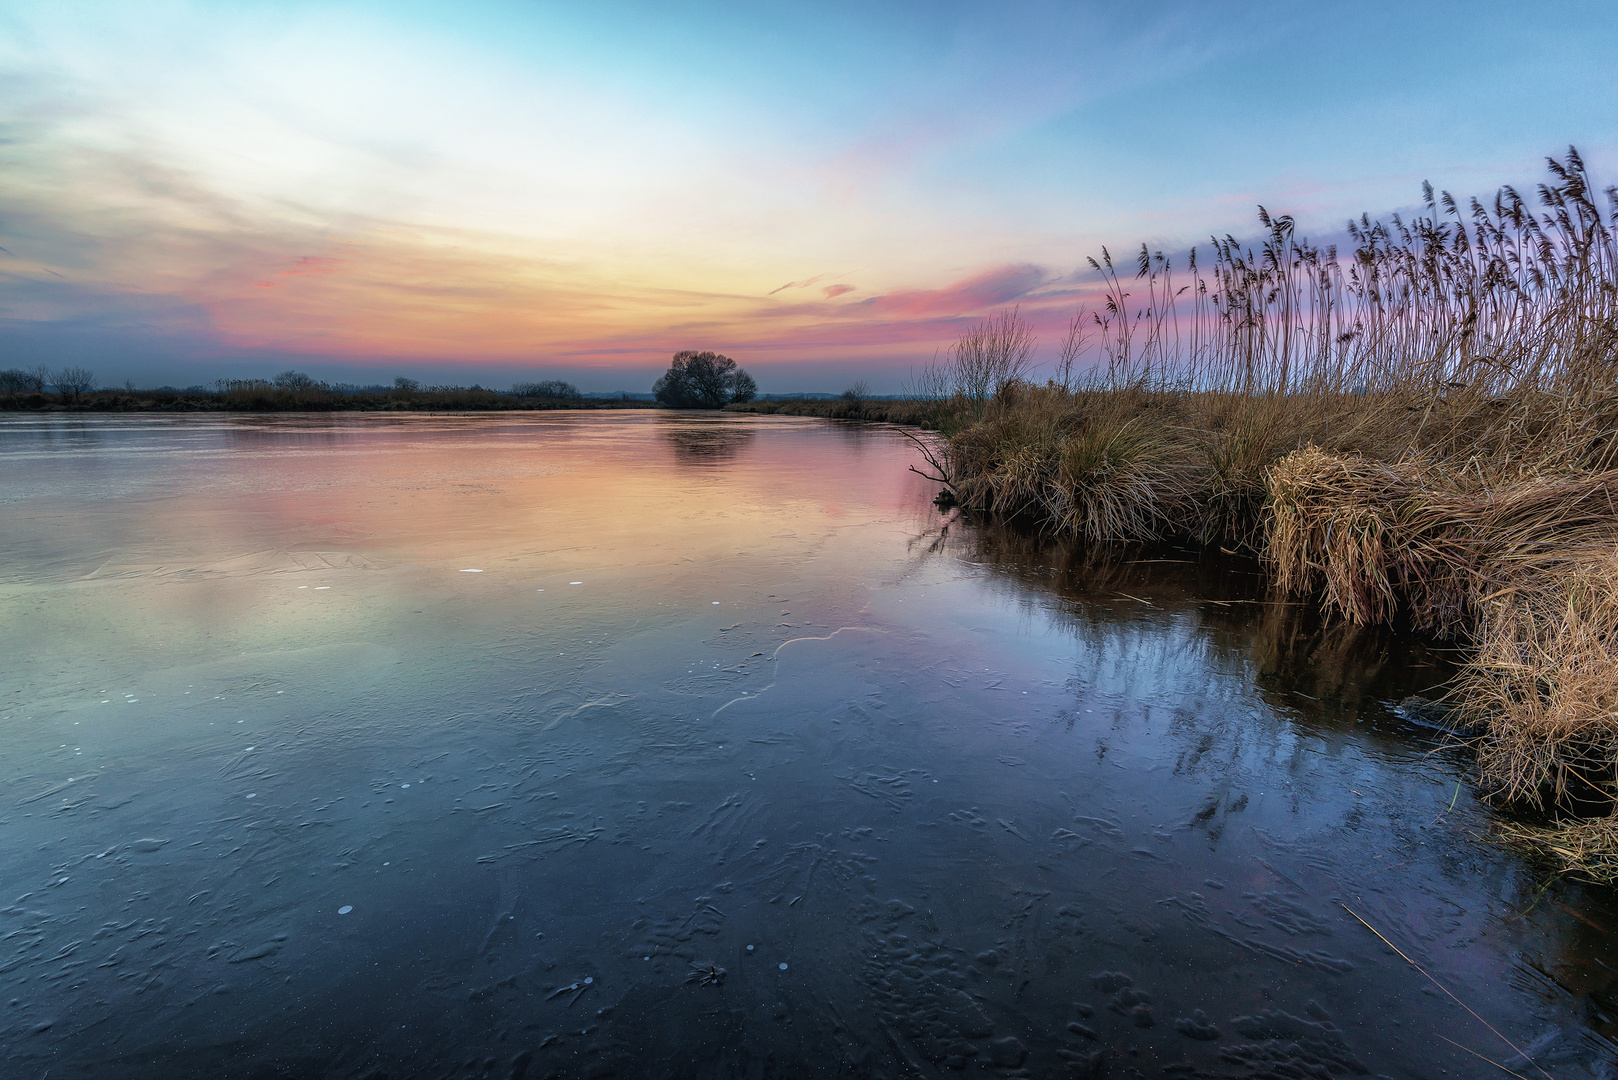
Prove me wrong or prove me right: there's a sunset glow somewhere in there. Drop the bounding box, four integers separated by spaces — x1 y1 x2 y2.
2 0 1615 390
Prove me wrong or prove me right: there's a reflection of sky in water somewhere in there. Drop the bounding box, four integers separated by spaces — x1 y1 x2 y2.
1 413 1615 1078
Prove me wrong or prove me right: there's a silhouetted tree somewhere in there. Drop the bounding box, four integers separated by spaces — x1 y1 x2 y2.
653 351 757 408
274 370 318 391
51 366 96 400
393 376 421 392
0 367 47 394
512 379 581 399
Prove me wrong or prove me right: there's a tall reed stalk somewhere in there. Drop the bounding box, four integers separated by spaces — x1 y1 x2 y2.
1108 147 1618 405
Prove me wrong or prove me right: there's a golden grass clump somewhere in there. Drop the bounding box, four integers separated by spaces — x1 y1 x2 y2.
1264 444 1618 810
1464 551 1618 809
1263 448 1484 634
1498 815 1618 886
946 383 1195 542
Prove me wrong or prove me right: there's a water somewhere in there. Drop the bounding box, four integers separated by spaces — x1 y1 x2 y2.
2 411 1615 1079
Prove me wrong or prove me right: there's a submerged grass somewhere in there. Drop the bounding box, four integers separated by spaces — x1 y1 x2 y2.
932 149 1618 880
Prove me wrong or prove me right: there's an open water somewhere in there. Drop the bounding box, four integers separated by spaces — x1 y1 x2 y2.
2 412 1616 1079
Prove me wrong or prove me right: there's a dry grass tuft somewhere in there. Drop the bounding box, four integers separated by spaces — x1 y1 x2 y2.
946 383 1195 541
1264 448 1486 634
1265 446 1618 809
1464 551 1618 809
1499 815 1618 885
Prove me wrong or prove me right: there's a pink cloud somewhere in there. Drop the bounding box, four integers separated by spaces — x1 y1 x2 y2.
252 254 342 290
851 263 1048 318
822 283 854 299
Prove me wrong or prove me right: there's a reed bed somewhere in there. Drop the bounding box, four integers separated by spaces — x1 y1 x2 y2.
934 149 1618 879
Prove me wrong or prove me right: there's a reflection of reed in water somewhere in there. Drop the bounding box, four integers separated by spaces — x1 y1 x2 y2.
661 421 756 465
922 513 1461 731
1240 599 1463 727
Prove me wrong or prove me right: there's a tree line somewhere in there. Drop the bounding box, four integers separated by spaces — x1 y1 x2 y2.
0 365 97 399
3 351 764 410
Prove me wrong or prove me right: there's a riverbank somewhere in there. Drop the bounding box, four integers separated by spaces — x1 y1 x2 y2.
942 382 1617 852
927 151 1618 879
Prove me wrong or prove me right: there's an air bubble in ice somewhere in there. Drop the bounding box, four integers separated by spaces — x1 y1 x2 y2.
338 905 352 915
779 963 788 970
584 976 593 984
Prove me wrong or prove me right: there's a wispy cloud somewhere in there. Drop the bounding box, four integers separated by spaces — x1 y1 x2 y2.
768 274 826 296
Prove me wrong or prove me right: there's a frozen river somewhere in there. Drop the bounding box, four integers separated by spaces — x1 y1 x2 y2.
1 412 1614 1078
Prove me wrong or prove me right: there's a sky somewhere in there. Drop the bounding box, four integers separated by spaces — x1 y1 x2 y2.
2 0 1616 393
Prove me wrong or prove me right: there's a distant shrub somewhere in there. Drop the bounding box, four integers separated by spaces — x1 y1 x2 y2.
273 370 318 391
653 351 757 408
393 376 420 392
0 367 47 394
512 379 581 399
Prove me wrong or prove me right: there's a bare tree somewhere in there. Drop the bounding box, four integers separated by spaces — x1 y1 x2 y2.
840 380 870 403
52 366 96 400
512 379 581 399
273 370 317 391
0 367 47 394
949 307 1036 406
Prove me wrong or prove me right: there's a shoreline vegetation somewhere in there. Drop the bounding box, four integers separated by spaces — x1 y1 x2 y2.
754 149 1618 883
0 375 662 413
